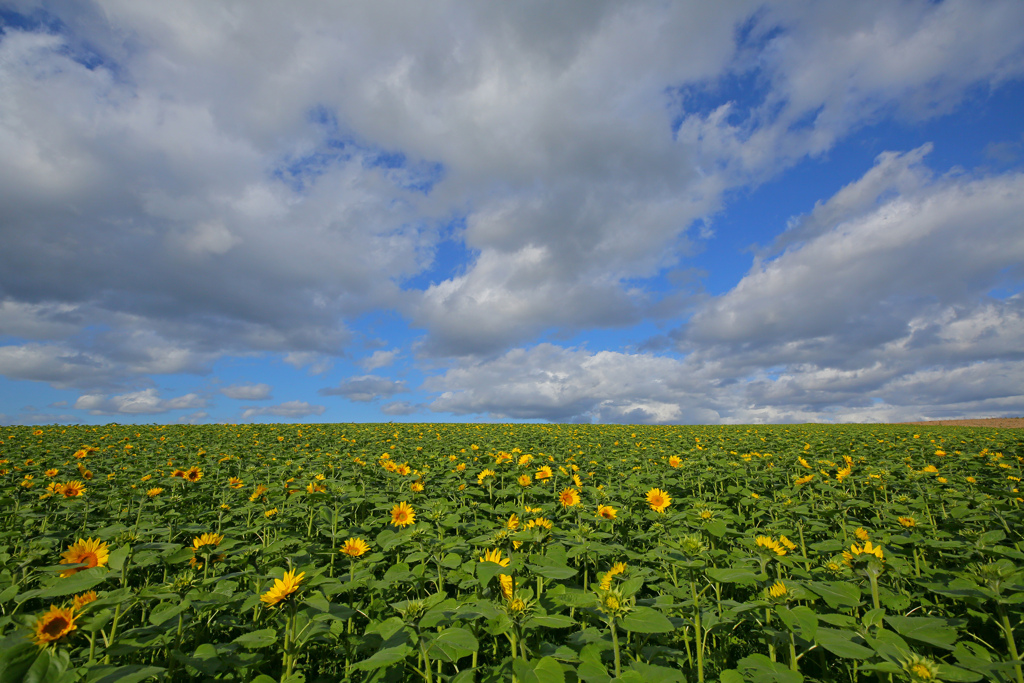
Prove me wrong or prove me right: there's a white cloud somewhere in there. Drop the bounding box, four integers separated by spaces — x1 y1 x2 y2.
74 388 206 415
361 349 398 371
221 383 272 400
319 375 409 402
240 400 325 419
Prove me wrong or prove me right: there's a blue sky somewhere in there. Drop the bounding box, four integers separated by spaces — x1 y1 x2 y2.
1 1 1023 425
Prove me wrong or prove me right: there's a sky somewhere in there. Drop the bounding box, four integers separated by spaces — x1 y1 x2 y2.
1 0 1023 426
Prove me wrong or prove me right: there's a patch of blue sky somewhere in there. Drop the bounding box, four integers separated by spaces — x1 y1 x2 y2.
1 5 123 78
694 78 1024 298
273 105 444 195
401 216 475 291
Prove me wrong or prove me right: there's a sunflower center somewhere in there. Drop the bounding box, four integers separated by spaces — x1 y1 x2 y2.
42 616 70 637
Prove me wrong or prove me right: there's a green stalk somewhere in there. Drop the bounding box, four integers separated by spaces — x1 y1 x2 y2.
691 578 704 683
997 604 1024 683
609 617 622 678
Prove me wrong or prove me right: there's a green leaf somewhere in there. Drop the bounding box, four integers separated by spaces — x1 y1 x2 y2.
107 544 130 572
232 628 277 649
36 567 108 598
476 561 506 589
513 657 565 683
83 665 165 683
527 562 577 580
734 654 804 683
806 581 862 609
815 627 874 659
353 644 413 671
884 615 958 650
524 614 575 629
706 567 760 584
703 519 728 538
626 661 685 682
577 659 611 683
619 606 674 634
775 605 816 640
424 627 478 663
148 600 191 626
554 590 599 609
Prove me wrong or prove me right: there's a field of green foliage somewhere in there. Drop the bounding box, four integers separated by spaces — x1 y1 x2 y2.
0 422 1022 683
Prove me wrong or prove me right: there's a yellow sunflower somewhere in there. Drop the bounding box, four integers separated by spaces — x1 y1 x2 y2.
645 488 671 513
340 537 370 558
517 474 532 487
33 605 76 646
61 480 86 498
260 569 305 608
479 548 510 567
668 456 682 468
60 538 110 577
390 501 416 527
535 465 553 481
183 466 203 483
72 590 98 611
45 469 58 477
192 532 224 550
597 504 617 520
146 487 164 497
228 477 244 488
558 487 580 507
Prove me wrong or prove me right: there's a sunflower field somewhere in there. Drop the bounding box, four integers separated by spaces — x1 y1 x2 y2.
0 422 1022 683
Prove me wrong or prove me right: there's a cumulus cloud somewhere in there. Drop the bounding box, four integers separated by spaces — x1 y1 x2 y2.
1 2 1023 422
319 375 409 402
74 389 206 415
221 383 272 400
361 349 398 371
240 401 326 420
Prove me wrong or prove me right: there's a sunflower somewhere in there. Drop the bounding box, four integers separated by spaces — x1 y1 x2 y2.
517 474 532 487
766 580 788 600
506 513 520 530
843 540 884 565
535 466 553 481
249 484 269 502
479 548 510 567
477 469 496 485
61 480 86 498
410 481 424 492
192 532 224 550
645 488 671 513
558 488 580 507
260 569 305 608
171 469 185 478
265 508 278 518
396 463 412 476
340 537 370 558
183 466 203 483
597 505 617 520
45 469 58 477
72 590 98 611
794 474 814 485
33 605 76 646
60 538 110 577
898 516 917 528
668 456 682 468
525 517 553 530
228 477 244 489
390 501 416 527
755 535 787 556
146 487 163 497
599 562 627 590
854 527 870 542
779 535 798 551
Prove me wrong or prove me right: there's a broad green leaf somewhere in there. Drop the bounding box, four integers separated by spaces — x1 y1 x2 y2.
806 581 862 609
524 614 575 629
815 627 874 659
734 654 804 683
232 628 277 649
353 644 413 671
83 665 165 683
424 627 478 663
884 615 958 649
706 567 760 584
619 606 674 634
